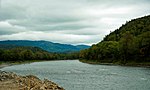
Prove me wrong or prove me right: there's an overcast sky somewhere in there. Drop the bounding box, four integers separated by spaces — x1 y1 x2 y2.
0 0 150 45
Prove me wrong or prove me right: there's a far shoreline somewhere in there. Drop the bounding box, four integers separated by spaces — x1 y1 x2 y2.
79 59 150 68
0 64 11 69
0 60 44 69
0 59 78 69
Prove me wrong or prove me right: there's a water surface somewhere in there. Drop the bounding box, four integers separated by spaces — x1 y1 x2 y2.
1 60 150 90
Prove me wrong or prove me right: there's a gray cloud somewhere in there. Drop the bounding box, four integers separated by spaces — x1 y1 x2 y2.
0 21 26 35
0 5 27 21
0 0 150 45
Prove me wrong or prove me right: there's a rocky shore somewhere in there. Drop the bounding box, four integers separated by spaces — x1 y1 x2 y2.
0 70 64 90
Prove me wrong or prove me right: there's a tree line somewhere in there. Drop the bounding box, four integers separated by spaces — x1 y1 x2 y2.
0 46 79 61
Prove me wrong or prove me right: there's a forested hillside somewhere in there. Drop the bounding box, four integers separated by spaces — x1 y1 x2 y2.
0 45 79 61
79 15 150 64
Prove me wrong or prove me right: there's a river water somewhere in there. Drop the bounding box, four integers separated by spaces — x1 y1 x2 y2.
1 60 150 90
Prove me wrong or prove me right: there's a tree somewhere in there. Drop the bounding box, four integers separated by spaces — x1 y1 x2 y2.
119 32 134 64
136 31 150 62
21 50 34 60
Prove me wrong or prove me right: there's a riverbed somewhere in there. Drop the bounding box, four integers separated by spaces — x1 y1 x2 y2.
1 60 150 90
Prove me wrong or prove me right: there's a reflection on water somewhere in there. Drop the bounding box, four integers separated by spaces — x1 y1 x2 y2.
1 60 150 90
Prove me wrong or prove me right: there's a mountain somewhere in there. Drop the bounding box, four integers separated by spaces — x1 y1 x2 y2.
0 40 90 53
76 45 90 50
80 15 150 64
103 15 150 42
0 44 46 52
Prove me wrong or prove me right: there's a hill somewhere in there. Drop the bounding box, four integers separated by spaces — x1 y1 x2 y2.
0 45 80 61
79 15 150 65
0 45 56 61
0 40 90 53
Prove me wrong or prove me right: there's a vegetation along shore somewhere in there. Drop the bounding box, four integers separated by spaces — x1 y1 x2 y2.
79 15 150 66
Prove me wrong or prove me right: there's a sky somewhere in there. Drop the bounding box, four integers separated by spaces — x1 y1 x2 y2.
0 0 150 45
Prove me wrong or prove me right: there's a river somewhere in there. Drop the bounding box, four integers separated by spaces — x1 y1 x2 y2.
0 60 150 90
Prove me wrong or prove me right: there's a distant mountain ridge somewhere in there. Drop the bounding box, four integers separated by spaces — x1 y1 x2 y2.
0 40 90 53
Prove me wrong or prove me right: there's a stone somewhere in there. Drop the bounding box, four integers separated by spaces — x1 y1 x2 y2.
0 70 64 90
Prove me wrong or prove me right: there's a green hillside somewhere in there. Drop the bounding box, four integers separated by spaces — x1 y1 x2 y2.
0 45 79 61
79 15 150 65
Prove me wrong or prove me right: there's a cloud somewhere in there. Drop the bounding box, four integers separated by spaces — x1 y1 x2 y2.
0 21 26 35
0 0 150 45
0 5 27 21
0 31 101 45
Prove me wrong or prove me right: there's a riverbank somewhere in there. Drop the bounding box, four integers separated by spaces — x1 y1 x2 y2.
79 59 150 68
0 62 17 69
0 59 77 69
0 70 64 90
0 60 51 69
